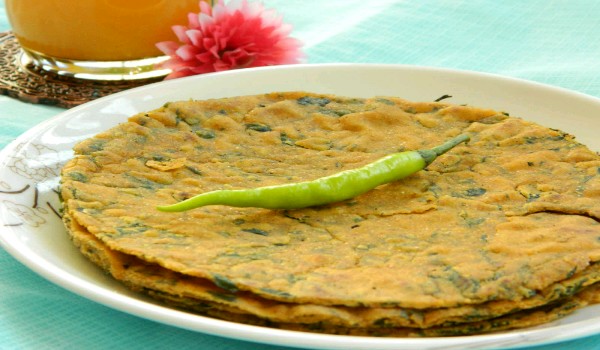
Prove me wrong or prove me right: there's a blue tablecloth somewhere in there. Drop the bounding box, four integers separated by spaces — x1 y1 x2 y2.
1 1 599 349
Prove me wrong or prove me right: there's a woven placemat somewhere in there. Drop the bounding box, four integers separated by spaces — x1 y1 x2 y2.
0 31 164 109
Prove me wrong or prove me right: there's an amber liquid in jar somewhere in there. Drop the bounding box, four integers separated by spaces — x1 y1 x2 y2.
6 0 203 80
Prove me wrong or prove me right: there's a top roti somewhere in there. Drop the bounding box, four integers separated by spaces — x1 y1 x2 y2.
60 91 600 308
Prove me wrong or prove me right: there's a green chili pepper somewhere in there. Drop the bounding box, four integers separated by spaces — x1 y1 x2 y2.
157 134 470 212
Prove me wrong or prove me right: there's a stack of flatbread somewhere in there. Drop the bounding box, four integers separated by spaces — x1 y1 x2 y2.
60 92 600 336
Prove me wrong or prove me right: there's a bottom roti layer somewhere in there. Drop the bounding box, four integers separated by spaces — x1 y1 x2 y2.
64 211 600 336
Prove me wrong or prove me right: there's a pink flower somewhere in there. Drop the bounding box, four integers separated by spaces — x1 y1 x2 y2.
156 0 304 79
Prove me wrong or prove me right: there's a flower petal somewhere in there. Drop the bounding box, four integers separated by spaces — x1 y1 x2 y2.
175 45 200 61
198 12 215 32
156 41 180 56
171 25 191 44
199 1 212 15
185 29 204 47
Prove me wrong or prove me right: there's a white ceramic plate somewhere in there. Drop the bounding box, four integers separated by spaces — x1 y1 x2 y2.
1 64 599 350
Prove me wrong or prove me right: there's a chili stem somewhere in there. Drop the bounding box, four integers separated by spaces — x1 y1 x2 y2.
418 133 470 165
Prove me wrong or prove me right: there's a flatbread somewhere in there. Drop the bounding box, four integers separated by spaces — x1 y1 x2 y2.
60 91 600 335
65 211 600 332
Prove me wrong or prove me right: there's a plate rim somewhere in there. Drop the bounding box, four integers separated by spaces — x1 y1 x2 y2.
1 63 600 350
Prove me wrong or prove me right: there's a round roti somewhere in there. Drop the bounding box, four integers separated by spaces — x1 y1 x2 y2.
60 92 600 334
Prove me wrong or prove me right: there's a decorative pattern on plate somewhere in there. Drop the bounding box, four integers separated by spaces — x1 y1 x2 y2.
0 140 64 227
6 143 62 181
0 31 163 108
